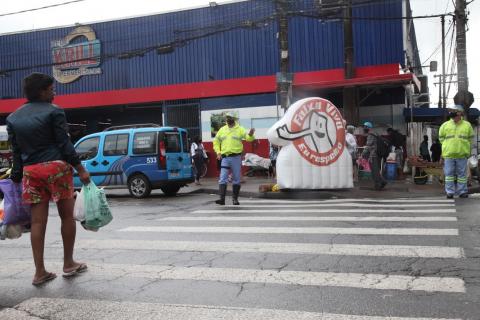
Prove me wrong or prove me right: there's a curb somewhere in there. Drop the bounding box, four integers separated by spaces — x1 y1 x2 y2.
194 186 445 200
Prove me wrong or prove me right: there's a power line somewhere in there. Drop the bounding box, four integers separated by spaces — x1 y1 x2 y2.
420 18 454 65
293 10 454 21
0 0 86 18
446 20 457 99
0 5 457 76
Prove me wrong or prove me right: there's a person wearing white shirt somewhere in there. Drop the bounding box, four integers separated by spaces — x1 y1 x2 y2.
345 125 358 181
190 136 208 185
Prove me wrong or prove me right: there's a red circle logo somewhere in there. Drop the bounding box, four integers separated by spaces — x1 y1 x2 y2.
291 98 345 166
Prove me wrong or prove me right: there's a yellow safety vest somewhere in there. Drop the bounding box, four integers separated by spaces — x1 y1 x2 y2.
438 118 473 159
213 123 255 155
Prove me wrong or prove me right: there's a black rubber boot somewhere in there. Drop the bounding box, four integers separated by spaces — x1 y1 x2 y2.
215 184 227 205
232 184 241 205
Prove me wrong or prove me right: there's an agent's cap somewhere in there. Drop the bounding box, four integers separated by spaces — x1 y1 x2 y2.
224 111 237 119
363 121 373 129
448 105 465 112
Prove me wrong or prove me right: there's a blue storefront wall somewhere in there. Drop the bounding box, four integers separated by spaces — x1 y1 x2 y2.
0 0 404 100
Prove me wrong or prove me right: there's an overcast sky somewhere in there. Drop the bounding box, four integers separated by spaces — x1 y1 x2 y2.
0 0 478 108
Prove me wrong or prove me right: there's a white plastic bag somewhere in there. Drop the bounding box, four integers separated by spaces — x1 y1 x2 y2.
386 152 396 162
74 189 85 221
468 155 478 169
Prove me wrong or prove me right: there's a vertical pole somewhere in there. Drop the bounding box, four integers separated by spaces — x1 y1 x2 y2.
441 15 447 109
455 0 468 92
344 0 354 80
276 0 290 110
342 0 357 125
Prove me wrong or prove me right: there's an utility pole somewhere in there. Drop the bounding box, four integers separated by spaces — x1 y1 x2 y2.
454 0 474 115
342 0 357 125
455 0 468 92
441 15 447 109
275 0 291 110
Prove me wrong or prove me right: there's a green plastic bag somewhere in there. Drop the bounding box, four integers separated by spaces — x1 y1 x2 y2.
82 182 113 230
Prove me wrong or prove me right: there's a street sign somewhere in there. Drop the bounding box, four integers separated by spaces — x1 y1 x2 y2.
454 90 474 108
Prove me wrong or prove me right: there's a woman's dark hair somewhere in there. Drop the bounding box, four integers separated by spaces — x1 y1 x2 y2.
23 72 54 102
193 136 201 144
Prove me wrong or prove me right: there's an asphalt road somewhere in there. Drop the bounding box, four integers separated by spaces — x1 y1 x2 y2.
1 192 480 319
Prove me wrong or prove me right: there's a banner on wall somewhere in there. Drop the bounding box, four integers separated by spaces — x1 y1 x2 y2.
267 97 353 189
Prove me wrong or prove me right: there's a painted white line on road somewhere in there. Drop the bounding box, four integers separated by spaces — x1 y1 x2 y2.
1 261 465 293
159 216 458 222
119 226 459 236
72 239 465 258
193 209 456 214
225 203 455 208
6 298 463 320
239 199 454 204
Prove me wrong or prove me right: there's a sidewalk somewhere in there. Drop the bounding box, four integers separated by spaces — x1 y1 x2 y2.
104 176 454 199
181 176 447 199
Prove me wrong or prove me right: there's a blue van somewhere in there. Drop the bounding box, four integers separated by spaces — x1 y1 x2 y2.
73 124 194 198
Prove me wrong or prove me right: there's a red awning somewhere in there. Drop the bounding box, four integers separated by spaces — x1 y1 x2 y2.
294 64 418 90
0 64 417 114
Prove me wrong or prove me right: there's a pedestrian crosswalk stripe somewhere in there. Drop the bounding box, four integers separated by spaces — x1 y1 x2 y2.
119 226 459 236
71 239 464 258
1 261 465 293
159 216 458 222
194 209 456 214
4 298 463 320
240 199 454 204
225 203 455 208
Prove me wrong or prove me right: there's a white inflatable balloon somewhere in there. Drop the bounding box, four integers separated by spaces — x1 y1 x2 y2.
267 97 353 189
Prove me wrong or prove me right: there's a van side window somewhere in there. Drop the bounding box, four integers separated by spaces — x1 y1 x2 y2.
104 134 129 156
76 137 99 160
133 132 157 154
164 133 181 152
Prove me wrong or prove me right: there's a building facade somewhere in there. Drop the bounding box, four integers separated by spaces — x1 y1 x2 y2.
0 0 421 172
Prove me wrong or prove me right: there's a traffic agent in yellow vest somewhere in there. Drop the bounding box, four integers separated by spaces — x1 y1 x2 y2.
439 117 473 159
438 104 473 199
213 113 255 206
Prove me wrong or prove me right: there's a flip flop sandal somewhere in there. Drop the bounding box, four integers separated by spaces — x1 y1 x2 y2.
32 272 57 286
62 263 88 278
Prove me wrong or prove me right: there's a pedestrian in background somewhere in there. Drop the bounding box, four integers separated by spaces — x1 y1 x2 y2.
6 72 91 286
386 127 405 179
439 105 473 198
430 138 442 162
419 135 431 162
362 121 386 190
213 112 255 205
269 144 279 178
190 136 208 185
345 125 358 181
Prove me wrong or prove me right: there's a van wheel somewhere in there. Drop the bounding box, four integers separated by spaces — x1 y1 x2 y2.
128 174 152 198
160 185 180 196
